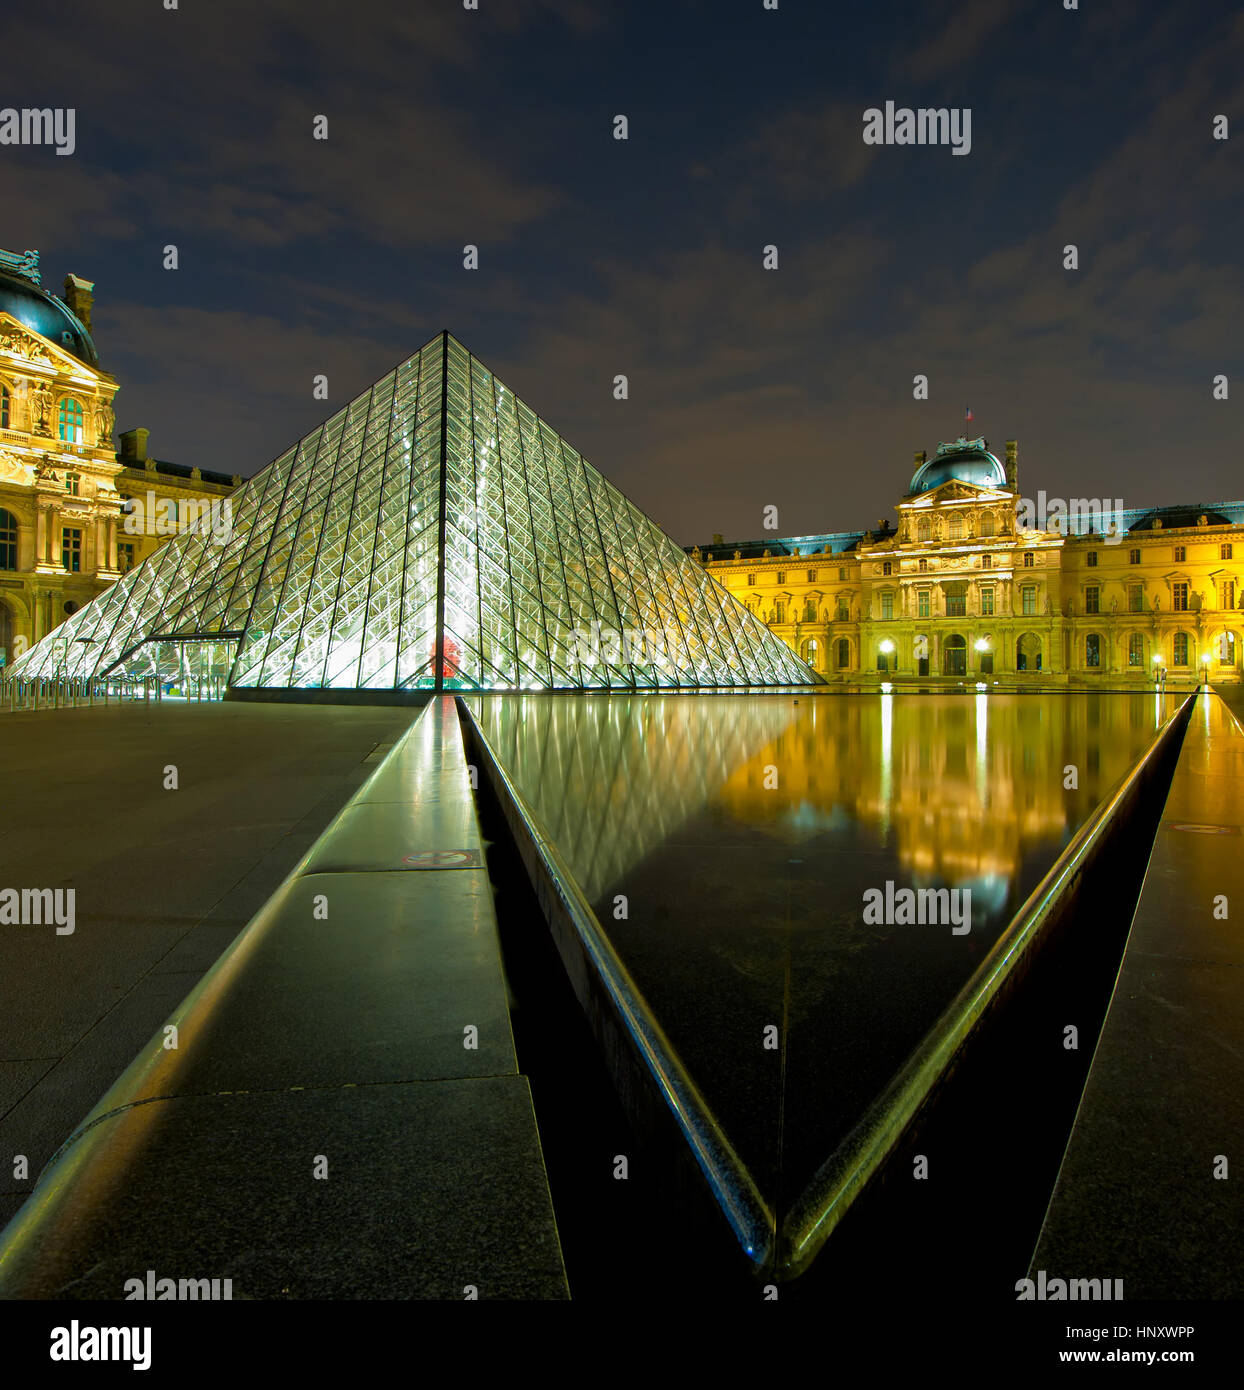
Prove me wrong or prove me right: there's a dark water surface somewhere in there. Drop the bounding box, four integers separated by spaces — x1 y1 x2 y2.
470 691 1174 1217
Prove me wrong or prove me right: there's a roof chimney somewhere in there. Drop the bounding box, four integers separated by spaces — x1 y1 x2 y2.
1005 439 1018 492
63 273 94 331
119 427 149 463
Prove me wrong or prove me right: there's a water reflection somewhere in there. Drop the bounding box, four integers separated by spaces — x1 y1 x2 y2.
471 691 1172 1214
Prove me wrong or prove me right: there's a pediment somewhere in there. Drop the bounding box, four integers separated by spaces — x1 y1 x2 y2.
0 312 106 381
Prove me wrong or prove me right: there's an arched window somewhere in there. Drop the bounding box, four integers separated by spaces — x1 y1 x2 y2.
917 517 932 543
1085 633 1101 668
948 516 964 541
943 633 967 676
1218 631 1237 665
58 397 84 444
980 512 996 538
803 638 820 668
804 598 817 622
1128 633 1144 667
0 384 10 429
836 638 851 670
0 508 16 570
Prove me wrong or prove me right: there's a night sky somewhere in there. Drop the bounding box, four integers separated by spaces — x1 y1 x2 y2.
5 0 1240 544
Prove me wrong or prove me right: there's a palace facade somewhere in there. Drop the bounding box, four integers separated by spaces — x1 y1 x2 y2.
693 438 1244 686
0 249 237 667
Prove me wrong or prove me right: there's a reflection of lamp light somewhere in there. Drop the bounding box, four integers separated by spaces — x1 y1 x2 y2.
879 639 895 654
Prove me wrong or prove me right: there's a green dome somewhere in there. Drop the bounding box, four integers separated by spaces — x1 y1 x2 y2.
0 269 98 366
910 437 1006 494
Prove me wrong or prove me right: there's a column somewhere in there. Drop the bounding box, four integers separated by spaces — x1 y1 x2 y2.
35 507 46 566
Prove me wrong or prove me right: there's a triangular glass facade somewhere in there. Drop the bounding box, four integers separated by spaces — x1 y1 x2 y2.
10 333 817 691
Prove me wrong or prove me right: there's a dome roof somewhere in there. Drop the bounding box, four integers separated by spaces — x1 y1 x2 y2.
910 437 1006 494
0 269 98 366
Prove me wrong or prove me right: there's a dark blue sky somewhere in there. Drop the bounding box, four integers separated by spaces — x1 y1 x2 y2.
6 0 1241 542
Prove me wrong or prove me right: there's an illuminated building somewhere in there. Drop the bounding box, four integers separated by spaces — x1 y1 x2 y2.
0 248 237 667
695 437 1244 684
8 333 812 691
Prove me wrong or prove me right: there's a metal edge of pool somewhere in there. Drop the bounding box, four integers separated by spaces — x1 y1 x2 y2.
457 698 776 1271
778 691 1197 1278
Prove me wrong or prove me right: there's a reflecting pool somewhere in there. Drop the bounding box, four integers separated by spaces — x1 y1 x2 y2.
470 691 1175 1218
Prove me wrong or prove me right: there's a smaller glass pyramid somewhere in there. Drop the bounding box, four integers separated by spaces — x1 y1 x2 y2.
10 333 818 692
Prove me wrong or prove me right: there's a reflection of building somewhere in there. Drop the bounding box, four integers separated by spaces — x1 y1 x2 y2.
714 693 1165 888
693 438 1244 685
0 248 236 667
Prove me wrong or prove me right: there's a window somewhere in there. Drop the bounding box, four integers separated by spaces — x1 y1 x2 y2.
980 586 995 616
981 554 992 569
1173 546 1186 562
1173 632 1189 666
917 589 931 619
0 384 9 429
1172 582 1189 612
1224 580 1236 611
1128 633 1144 667
773 600 785 623
1222 544 1233 561
882 561 892 576
1128 583 1143 613
0 508 16 570
836 638 850 669
1023 552 1035 568
880 592 894 620
806 570 816 583
946 594 966 617
64 472 81 496
918 557 928 572
838 567 846 581
1022 585 1037 616
57 397 84 444
1085 585 1100 614
1085 634 1101 668
980 513 996 538
776 571 786 584
804 598 817 622
62 526 82 573
1087 551 1098 567
746 573 755 586
836 599 849 621
117 541 136 572
948 516 963 541
1129 548 1141 564
917 517 932 543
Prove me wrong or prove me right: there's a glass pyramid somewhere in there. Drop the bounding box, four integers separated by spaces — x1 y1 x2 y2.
10 333 817 692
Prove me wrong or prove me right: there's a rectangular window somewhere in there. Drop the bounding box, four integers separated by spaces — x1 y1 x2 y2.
806 570 816 583
64 473 81 496
1173 632 1189 666
1174 546 1186 562
836 600 849 621
776 571 786 584
62 526 82 573
917 589 930 618
747 574 755 586
981 586 995 616
1023 552 1035 568
946 594 966 617
1128 583 1143 612
1172 582 1189 611
880 592 894 620
1084 586 1100 614
1223 580 1235 611
838 567 846 581
1222 544 1233 561
981 554 992 569
1129 548 1141 565
1087 551 1098 567
1022 585 1037 616
918 557 928 572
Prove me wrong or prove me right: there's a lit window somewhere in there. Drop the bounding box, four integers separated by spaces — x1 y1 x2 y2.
946 593 966 617
1085 633 1101 667
58 397 84 444
917 590 930 619
61 526 82 572
0 384 9 429
980 586 994 616
64 472 81 496
1173 632 1189 666
1085 586 1099 614
1172 582 1189 612
1022 585 1037 615
1128 633 1144 667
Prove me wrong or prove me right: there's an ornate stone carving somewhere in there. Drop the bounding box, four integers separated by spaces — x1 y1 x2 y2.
92 397 115 446
30 381 53 435
0 447 34 484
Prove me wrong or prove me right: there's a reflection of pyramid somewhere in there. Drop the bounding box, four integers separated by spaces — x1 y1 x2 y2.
12 333 816 692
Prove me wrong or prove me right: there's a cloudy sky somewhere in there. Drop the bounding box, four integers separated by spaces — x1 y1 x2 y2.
5 0 1241 543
